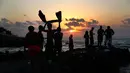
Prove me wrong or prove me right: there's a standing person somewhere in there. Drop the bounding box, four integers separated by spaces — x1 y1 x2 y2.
25 26 41 56
43 23 57 60
54 27 63 56
89 27 94 46
69 34 74 51
38 25 44 51
84 30 89 48
97 26 104 46
104 26 114 47
24 26 41 73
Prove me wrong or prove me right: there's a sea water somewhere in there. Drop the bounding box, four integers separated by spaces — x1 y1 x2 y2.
0 38 130 53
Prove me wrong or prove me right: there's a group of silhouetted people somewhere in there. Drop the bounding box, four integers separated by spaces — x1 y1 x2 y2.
24 25 114 73
25 25 115 58
24 10 115 73
25 24 63 56
24 24 63 73
84 26 114 48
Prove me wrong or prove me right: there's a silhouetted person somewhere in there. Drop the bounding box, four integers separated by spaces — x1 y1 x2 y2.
97 26 104 46
25 26 41 73
38 25 44 51
38 10 62 61
54 27 63 56
69 34 74 51
104 26 114 47
25 26 40 49
43 23 57 60
89 27 94 46
84 30 89 48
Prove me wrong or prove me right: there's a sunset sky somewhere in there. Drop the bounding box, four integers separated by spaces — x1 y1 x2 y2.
0 0 130 38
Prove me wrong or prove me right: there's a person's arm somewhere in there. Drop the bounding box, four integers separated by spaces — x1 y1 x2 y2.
48 20 59 23
48 19 61 28
97 30 99 35
42 23 48 32
24 34 28 48
52 29 57 33
112 29 114 35
84 33 86 38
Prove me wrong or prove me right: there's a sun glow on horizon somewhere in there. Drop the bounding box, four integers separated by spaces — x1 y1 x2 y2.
69 30 77 33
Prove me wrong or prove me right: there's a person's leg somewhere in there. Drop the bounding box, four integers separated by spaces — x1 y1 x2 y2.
99 42 101 46
97 36 99 46
99 37 101 46
31 55 41 73
98 41 99 46
58 47 61 56
100 36 103 46
87 39 89 46
90 37 94 46
90 38 92 46
85 40 87 48
104 37 107 46
92 38 94 46
108 38 112 46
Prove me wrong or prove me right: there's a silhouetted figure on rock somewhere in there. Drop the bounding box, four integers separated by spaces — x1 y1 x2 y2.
38 10 62 59
25 26 41 73
69 34 74 51
84 30 89 48
97 26 104 46
104 26 114 47
38 25 44 51
89 27 94 46
25 26 40 51
54 27 63 56
43 23 57 60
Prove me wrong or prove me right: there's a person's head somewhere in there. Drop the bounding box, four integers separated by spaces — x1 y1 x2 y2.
91 27 94 30
100 26 102 29
85 31 88 34
38 25 43 31
107 26 110 29
47 22 52 30
28 26 34 32
70 34 73 38
57 27 61 32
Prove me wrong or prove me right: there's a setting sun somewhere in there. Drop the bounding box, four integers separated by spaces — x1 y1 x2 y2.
69 30 76 33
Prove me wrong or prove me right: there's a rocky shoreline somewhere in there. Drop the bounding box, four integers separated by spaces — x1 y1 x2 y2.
0 46 130 73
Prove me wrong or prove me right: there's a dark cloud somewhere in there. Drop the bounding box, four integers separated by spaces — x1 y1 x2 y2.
66 18 85 22
26 21 34 25
120 24 130 27
65 21 85 28
124 18 130 24
62 27 73 32
121 18 130 27
65 18 99 31
0 18 43 37
87 19 99 25
89 19 99 25
36 21 43 25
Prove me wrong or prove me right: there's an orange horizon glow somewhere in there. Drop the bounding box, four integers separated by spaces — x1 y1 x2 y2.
69 30 76 33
